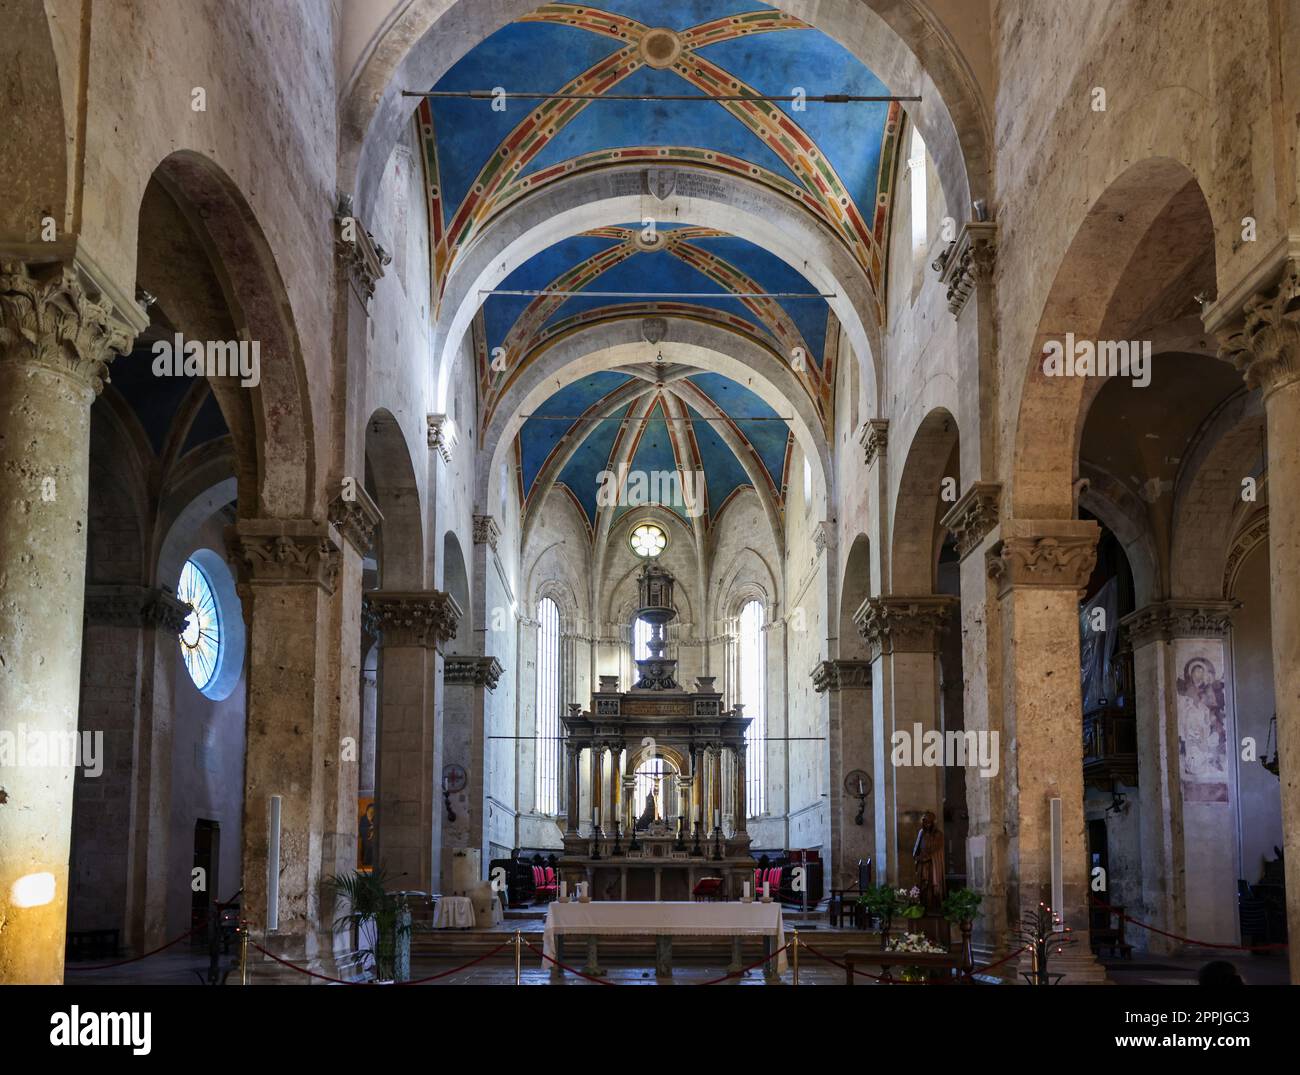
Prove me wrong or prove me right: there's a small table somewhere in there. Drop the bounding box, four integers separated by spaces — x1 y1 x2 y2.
431 896 476 929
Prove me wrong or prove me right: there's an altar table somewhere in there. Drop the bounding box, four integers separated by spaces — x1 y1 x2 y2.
542 900 787 979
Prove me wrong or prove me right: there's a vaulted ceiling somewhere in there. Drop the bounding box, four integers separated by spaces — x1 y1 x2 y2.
417 1 901 545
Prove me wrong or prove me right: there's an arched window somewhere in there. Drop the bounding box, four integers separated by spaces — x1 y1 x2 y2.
909 123 929 263
737 599 766 816
633 616 652 661
535 597 561 815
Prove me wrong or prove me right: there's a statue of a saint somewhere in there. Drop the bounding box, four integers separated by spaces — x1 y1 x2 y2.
912 810 946 911
635 792 656 831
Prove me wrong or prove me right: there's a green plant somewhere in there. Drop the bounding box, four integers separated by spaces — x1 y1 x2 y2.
327 866 412 982
941 886 983 924
858 884 924 920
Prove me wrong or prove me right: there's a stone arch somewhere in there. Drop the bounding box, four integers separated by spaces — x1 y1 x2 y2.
1170 393 1267 600
339 0 988 227
1010 158 1219 520
711 545 777 624
145 151 316 519
364 408 424 590
890 408 959 593
435 166 880 422
1077 465 1161 609
442 530 472 656
839 534 872 660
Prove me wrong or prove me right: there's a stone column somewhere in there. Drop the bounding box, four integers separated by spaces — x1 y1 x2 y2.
364 589 460 893
0 259 142 983
711 745 723 831
443 655 504 869
854 596 956 883
564 742 580 835
610 742 622 834
987 518 1105 982
691 744 703 829
813 659 873 889
1215 260 1300 981
226 519 343 967
74 586 189 954
1122 600 1240 953
733 741 749 842
942 482 1009 956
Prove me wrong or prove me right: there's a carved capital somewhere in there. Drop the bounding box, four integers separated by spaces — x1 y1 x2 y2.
811 658 872 693
84 584 191 634
940 481 1001 560
335 194 391 303
985 519 1099 597
858 419 889 467
426 413 453 463
328 482 383 555
225 519 341 594
363 589 461 649
853 595 957 656
813 520 834 556
1120 600 1239 649
473 514 501 550
0 259 142 393
443 654 505 691
933 221 997 318
1215 257 1300 398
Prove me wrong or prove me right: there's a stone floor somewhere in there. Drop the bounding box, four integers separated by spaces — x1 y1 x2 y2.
60 931 1291 986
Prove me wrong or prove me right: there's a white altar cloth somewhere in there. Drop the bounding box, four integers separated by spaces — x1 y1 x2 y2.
431 895 475 929
542 901 787 973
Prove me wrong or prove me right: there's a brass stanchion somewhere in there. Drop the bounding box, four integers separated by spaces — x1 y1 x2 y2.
515 930 522 985
792 929 799 986
239 920 250 985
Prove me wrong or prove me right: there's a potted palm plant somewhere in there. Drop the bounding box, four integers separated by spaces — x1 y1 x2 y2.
941 886 983 972
858 884 924 949
327 866 413 983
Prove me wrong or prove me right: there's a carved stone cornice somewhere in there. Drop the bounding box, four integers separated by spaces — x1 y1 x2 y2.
443 654 505 691
932 221 997 318
985 519 1099 597
84 584 190 634
858 419 889 467
0 258 143 393
1214 256 1300 398
473 514 501 550
328 482 383 555
853 595 957 656
426 413 453 463
813 520 834 556
225 520 341 594
1120 600 1240 649
334 194 391 303
940 481 1001 560
363 589 461 649
811 658 872 693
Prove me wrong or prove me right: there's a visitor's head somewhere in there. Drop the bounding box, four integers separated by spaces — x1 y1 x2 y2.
1197 960 1243 986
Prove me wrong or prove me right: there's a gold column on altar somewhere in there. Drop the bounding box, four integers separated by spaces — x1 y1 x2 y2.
711 746 723 830
611 744 622 831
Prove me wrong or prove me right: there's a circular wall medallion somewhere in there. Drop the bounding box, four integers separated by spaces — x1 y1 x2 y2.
443 763 467 793
638 27 683 70
844 769 872 796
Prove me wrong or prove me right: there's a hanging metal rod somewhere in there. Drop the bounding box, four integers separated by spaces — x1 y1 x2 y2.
403 90 919 104
481 288 834 299
516 414 794 422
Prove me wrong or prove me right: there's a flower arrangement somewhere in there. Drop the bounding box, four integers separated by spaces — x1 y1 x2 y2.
885 931 947 954
857 884 925 921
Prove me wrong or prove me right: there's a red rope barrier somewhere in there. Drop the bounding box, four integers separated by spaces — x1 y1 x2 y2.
521 937 619 984
397 940 514 984
966 945 1032 976
1090 898 1288 952
65 928 198 971
695 941 791 985
250 942 360 984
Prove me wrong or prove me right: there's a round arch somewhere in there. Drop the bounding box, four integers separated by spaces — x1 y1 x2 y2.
339 0 988 227
365 408 425 590
890 407 959 593
434 165 881 422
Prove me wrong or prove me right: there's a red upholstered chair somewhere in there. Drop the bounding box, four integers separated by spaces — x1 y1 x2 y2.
532 865 558 902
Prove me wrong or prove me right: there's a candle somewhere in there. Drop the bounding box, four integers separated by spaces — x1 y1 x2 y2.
560 881 568 900
714 809 720 828
763 880 770 899
858 778 865 796
744 881 751 899
594 808 600 828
